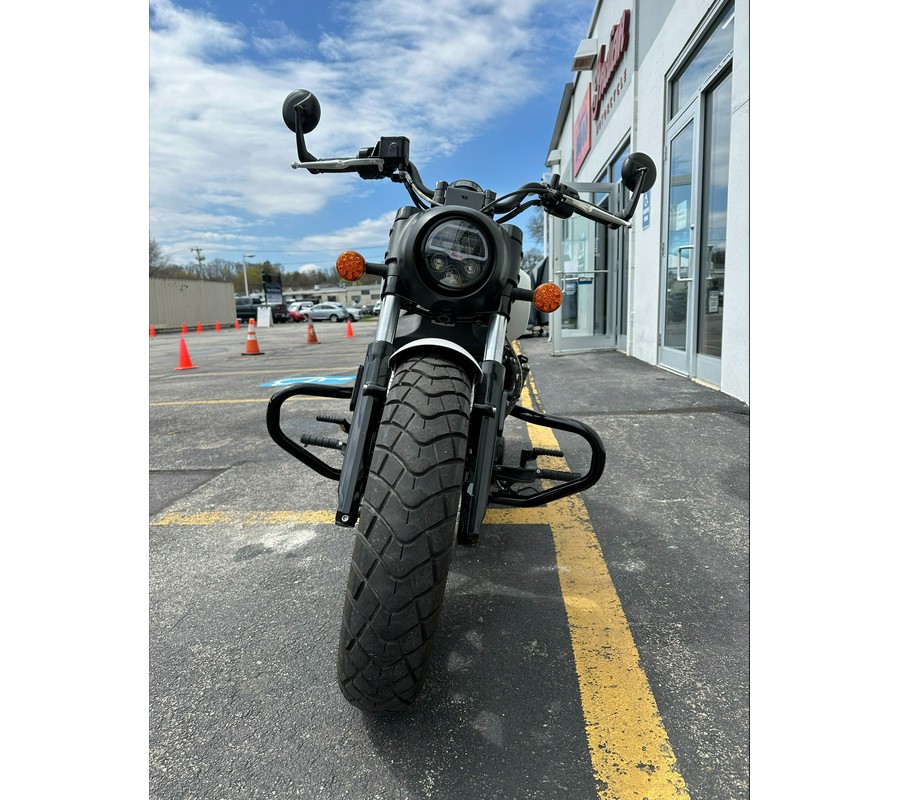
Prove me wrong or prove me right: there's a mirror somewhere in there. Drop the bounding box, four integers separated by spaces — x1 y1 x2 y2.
282 89 321 134
621 152 657 193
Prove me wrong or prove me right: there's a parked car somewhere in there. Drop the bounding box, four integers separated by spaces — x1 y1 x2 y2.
287 300 313 322
235 296 290 323
307 302 351 322
235 296 262 322
269 302 291 323
373 300 381 316
345 306 364 321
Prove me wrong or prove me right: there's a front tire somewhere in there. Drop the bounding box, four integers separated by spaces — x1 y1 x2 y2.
337 354 473 712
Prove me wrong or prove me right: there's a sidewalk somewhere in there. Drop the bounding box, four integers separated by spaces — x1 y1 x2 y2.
517 335 750 416
516 335 751 799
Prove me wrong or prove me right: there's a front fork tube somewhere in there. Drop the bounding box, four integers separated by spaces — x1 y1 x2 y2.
334 295 400 527
459 315 509 546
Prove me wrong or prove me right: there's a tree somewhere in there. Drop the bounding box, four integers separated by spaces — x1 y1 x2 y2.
520 210 546 273
149 235 172 276
522 248 544 272
204 258 238 282
526 210 544 246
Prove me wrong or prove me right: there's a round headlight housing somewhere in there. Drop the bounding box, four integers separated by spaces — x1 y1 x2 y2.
420 217 491 293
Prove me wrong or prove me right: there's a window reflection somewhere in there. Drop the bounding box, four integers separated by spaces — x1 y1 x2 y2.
671 2 734 118
697 72 731 358
560 211 593 335
664 121 694 351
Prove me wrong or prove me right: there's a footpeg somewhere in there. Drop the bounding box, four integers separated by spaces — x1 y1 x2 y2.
535 468 581 483
316 413 351 433
519 446 564 467
300 434 345 452
493 464 581 485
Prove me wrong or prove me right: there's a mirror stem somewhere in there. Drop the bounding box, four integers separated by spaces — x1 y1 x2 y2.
619 169 647 223
293 106 317 164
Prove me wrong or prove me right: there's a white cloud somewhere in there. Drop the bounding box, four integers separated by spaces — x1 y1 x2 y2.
292 210 399 254
149 0 595 259
150 1 348 232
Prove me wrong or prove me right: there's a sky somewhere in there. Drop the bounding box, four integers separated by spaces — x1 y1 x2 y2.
149 0 598 274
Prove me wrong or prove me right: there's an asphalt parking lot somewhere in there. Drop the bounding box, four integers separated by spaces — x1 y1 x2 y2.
149 319 749 800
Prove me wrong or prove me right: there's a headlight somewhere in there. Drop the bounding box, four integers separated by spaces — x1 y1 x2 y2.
421 217 491 292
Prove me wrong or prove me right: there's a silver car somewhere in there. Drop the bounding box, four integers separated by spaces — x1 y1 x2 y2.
308 302 351 322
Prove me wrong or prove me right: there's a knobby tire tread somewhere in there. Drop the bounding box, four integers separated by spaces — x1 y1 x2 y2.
337 355 472 712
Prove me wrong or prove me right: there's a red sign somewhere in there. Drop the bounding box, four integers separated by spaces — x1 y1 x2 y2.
573 86 592 175
591 9 630 123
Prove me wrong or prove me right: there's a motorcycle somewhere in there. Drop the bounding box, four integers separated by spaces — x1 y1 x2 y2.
267 89 657 712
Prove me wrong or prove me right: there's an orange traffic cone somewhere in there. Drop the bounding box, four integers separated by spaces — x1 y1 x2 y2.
197 322 203 333
346 319 354 338
235 319 241 329
181 323 188 334
215 320 221 332
242 319 264 356
174 338 198 370
307 321 319 344
150 324 156 337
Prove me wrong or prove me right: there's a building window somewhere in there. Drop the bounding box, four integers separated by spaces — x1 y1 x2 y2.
670 2 734 119
697 70 731 358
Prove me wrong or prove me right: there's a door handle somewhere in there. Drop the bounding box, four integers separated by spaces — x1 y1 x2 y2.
676 245 693 281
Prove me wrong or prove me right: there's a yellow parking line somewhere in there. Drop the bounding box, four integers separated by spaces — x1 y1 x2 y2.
151 395 348 407
151 510 335 525
150 399 271 406
519 359 690 799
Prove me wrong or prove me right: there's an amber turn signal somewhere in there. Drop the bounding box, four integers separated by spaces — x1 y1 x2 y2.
532 282 563 313
335 250 367 282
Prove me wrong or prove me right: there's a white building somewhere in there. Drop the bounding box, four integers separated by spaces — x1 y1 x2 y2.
283 283 382 309
545 0 748 403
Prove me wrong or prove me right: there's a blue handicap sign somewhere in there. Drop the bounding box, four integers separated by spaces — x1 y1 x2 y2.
259 374 357 388
642 192 651 230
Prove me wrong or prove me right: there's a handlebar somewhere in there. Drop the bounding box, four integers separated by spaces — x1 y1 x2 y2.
292 146 647 229
283 89 656 229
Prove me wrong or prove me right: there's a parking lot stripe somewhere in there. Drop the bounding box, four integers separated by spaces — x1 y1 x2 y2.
519 362 690 799
151 510 335 525
150 399 272 406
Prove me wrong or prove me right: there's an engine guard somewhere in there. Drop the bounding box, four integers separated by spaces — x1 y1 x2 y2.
490 404 607 507
266 382 354 481
266 381 607 529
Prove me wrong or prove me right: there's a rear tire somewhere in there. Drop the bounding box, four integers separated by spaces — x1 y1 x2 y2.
337 354 472 712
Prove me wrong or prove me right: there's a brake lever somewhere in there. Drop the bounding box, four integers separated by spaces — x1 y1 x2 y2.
558 194 631 228
291 157 386 172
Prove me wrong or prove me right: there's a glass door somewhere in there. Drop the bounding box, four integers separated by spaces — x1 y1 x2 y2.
658 2 733 384
659 113 698 375
611 186 630 351
550 185 620 353
658 72 732 382
694 71 731 384
596 184 630 351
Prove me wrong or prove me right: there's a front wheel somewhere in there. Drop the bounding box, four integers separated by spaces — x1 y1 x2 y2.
337 354 473 712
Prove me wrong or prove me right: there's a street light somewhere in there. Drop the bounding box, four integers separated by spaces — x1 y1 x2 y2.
242 254 255 297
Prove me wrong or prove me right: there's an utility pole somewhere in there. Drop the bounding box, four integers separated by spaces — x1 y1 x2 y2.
191 246 205 279
242 254 255 296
